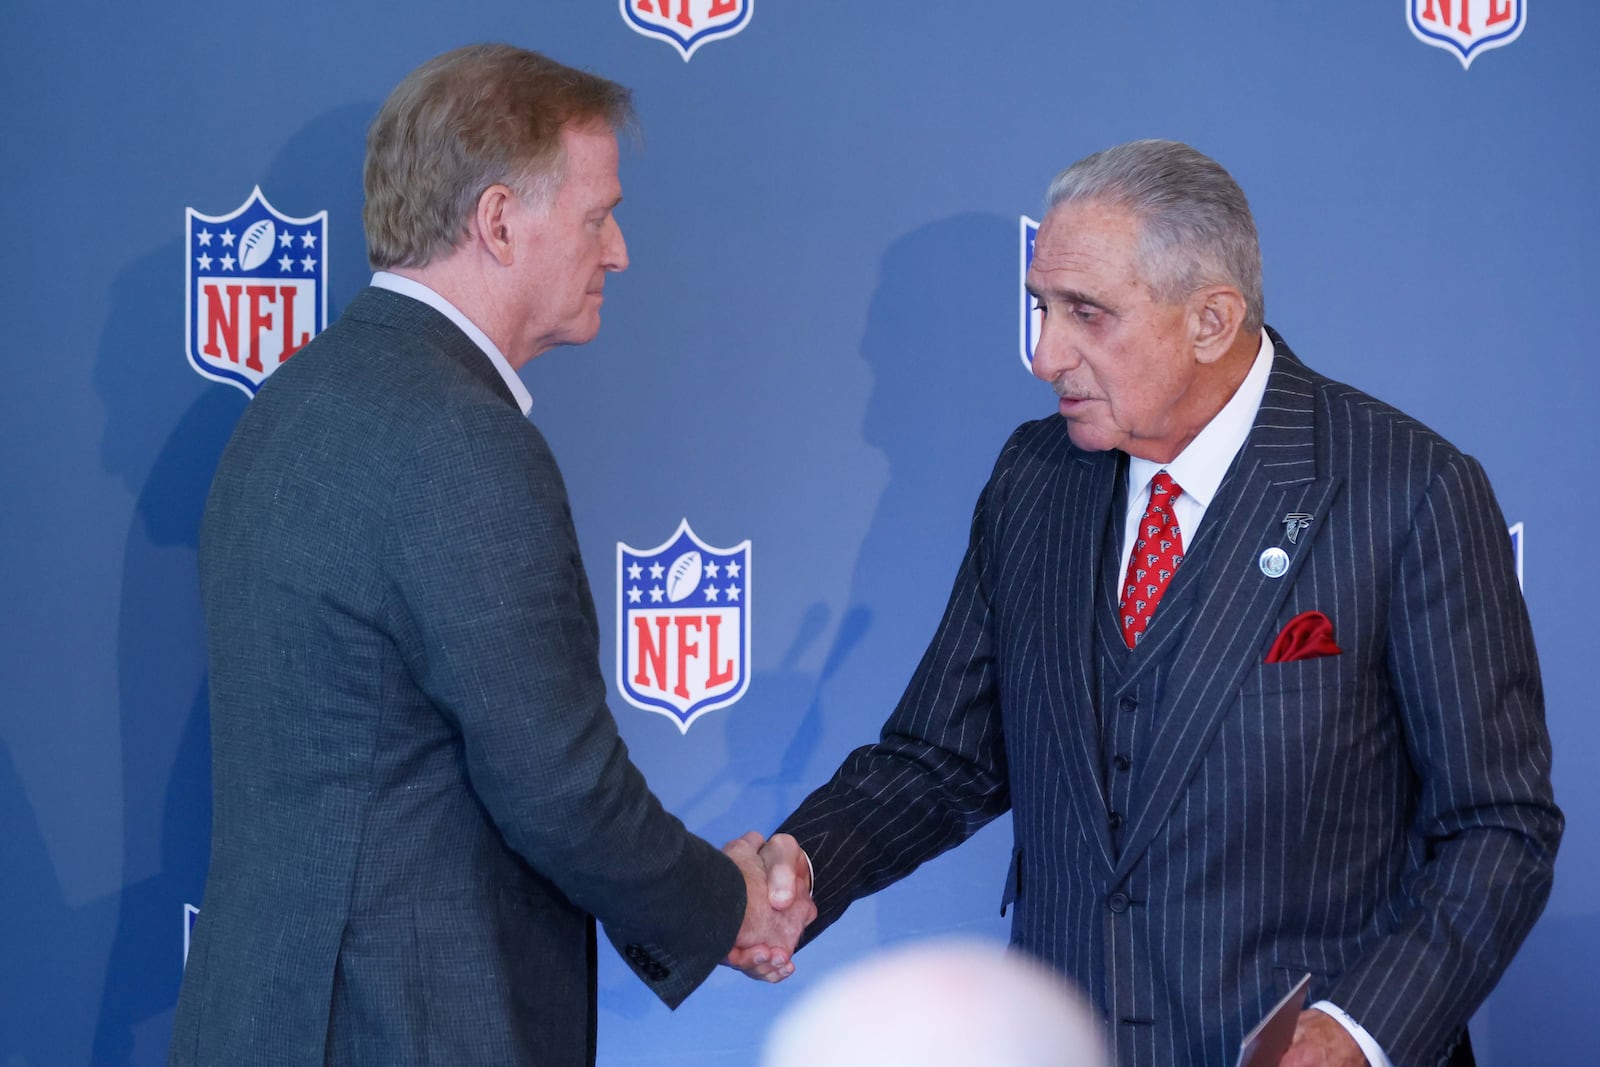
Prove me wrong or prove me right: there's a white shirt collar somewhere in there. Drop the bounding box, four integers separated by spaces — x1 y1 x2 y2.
1127 328 1275 510
370 271 532 416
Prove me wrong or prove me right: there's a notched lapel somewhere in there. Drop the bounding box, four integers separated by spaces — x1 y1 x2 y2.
1111 339 1342 880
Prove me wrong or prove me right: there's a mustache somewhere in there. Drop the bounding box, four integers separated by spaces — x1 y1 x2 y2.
1049 375 1095 402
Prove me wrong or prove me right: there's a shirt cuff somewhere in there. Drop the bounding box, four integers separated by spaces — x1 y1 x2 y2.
1309 1000 1392 1067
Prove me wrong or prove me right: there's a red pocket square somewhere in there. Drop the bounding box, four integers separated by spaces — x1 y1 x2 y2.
1265 610 1341 664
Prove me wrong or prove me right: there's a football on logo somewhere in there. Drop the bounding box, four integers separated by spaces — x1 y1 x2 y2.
619 0 753 62
1407 0 1525 69
186 187 328 398
618 519 751 732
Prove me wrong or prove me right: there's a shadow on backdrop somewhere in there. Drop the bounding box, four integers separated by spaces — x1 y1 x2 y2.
87 102 373 1064
809 211 1040 946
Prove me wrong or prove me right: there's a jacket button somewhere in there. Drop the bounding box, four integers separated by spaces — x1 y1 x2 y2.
1108 811 1124 830
1107 892 1130 913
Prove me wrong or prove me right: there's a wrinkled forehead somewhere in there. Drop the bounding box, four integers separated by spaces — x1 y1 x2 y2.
1028 200 1146 288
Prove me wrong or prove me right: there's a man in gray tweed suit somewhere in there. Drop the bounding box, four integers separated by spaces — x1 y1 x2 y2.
170 44 811 1065
735 141 1562 1067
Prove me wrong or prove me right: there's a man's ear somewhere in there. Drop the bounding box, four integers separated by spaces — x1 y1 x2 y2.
1189 285 1247 365
474 184 518 267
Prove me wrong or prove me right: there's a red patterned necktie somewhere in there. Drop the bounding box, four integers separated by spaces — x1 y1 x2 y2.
1119 472 1184 648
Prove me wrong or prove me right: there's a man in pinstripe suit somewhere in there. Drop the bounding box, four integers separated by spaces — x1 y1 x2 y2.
736 141 1562 1066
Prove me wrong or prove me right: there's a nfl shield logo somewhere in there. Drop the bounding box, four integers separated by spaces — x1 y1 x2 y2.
1020 215 1040 372
619 0 754 62
617 519 751 732
186 187 327 397
1407 0 1526 69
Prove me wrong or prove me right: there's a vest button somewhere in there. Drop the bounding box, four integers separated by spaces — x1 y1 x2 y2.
1119 696 1137 713
1113 754 1131 772
1107 892 1130 913
1108 811 1124 830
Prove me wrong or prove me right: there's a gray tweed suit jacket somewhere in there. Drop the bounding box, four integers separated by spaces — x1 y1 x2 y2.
779 329 1562 1067
170 287 744 1066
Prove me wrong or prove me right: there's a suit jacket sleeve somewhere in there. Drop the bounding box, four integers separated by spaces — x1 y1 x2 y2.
382 398 744 1007
777 429 1027 937
1329 451 1561 1064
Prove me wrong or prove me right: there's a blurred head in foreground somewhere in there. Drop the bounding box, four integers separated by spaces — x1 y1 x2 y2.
761 940 1109 1067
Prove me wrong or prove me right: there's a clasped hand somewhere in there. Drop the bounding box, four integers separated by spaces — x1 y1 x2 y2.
720 831 817 982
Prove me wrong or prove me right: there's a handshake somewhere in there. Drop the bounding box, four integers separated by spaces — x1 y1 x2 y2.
720 831 818 982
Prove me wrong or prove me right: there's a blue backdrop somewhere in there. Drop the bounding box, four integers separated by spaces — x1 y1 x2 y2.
2 2 1594 1063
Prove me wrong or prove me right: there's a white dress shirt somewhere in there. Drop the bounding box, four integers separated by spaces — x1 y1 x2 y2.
370 271 532 416
1117 329 1391 1067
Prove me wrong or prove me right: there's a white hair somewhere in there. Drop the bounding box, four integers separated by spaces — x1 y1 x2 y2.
1046 139 1264 332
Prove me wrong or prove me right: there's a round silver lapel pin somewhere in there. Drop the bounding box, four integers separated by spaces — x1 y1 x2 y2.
1259 546 1290 578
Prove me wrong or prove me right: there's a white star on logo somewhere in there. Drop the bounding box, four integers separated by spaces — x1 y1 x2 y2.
300 255 317 272
278 254 294 272
301 232 318 248
627 586 642 604
725 560 741 578
648 585 664 603
220 229 236 247
627 562 643 580
278 231 294 248
725 584 741 601
703 585 720 602
220 254 236 271
196 229 213 246
195 253 213 271
705 561 720 578
649 562 664 580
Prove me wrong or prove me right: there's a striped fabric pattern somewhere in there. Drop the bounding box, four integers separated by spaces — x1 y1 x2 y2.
779 329 1561 1067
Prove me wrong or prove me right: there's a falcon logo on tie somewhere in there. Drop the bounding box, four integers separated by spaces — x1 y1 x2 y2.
618 519 751 732
1406 0 1525 69
620 0 754 61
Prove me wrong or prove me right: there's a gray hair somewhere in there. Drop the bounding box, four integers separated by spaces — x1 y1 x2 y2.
364 43 634 270
1045 139 1264 333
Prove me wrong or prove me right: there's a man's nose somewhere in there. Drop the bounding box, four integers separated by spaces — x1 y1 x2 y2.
604 216 629 272
1030 318 1076 384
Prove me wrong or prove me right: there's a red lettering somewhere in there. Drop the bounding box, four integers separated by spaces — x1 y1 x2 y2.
708 0 737 15
1420 0 1469 34
676 0 693 28
202 284 243 363
245 285 276 373
633 617 669 689
673 616 702 698
705 615 734 688
637 0 655 12
279 287 310 362
1487 0 1512 27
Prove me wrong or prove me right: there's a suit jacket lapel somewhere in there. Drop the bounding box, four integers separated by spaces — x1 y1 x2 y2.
1112 334 1344 881
341 287 521 409
1040 443 1121 874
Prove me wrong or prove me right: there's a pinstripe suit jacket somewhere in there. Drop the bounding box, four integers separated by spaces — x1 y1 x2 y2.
170 288 745 1066
779 330 1561 1067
